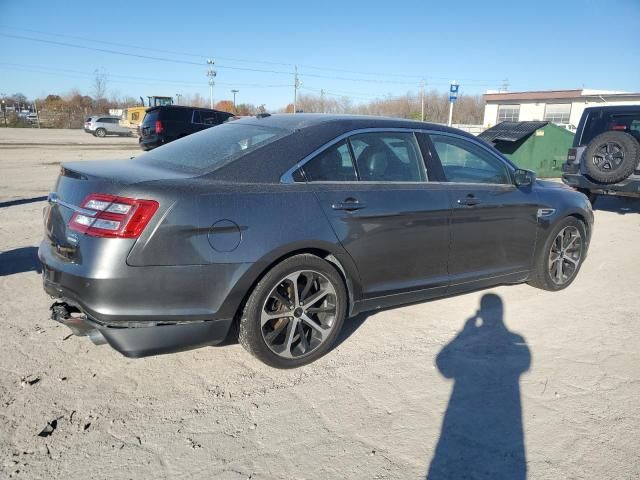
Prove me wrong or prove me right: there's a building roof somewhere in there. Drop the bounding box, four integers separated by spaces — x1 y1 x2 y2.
483 89 640 103
478 121 549 143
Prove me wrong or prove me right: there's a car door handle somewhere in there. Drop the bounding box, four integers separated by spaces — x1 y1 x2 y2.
332 199 366 211
457 196 481 207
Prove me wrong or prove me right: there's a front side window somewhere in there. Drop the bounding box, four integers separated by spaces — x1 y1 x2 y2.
430 135 511 185
349 132 426 182
497 105 520 123
544 104 571 124
302 140 357 182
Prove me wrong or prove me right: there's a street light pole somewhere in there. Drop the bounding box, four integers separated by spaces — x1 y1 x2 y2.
420 79 425 121
207 59 216 109
231 89 239 111
293 65 301 114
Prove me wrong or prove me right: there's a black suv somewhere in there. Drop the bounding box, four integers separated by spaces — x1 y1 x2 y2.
562 105 640 203
139 105 234 150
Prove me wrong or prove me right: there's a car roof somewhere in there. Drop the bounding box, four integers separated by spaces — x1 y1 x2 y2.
146 105 231 114
233 113 471 136
582 104 640 114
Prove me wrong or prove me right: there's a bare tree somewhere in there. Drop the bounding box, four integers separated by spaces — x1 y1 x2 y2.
92 69 108 101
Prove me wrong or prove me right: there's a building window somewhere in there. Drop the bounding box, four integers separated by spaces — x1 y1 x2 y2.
497 105 520 122
544 103 571 125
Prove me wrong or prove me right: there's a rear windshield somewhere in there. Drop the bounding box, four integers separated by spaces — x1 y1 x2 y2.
579 110 640 146
135 121 290 173
142 110 159 126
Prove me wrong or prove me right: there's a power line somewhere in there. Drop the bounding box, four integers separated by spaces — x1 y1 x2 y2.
0 29 505 85
0 62 291 89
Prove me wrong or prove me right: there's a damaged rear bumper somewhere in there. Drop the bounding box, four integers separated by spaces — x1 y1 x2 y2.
50 300 232 358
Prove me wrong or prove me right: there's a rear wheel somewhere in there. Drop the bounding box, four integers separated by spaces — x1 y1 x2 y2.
239 254 347 368
529 217 587 291
95 128 107 138
584 131 639 184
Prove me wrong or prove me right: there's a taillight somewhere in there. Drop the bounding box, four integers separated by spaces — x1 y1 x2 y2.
155 120 163 134
68 193 159 238
566 148 577 162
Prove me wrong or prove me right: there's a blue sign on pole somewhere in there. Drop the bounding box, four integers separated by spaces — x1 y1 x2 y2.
449 83 459 102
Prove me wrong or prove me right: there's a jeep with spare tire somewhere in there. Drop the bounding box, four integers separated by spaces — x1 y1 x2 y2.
562 105 640 204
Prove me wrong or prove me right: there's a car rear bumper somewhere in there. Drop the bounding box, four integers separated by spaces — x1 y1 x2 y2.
38 240 254 357
49 301 232 358
138 135 165 151
562 173 640 197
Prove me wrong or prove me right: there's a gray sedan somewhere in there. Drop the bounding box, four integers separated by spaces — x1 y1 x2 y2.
39 114 593 368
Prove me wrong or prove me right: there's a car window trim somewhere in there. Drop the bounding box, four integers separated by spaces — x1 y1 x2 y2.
281 127 435 184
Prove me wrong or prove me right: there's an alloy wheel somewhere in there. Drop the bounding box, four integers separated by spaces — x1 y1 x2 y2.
260 270 338 359
548 226 583 285
592 142 624 172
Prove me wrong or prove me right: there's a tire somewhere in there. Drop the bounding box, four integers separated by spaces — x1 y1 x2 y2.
577 188 598 206
95 128 107 138
239 254 347 368
584 131 639 184
528 217 587 291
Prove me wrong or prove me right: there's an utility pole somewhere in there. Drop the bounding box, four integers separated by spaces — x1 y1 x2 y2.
207 59 216 109
420 79 425 121
1 100 6 127
501 78 509 92
175 93 182 105
231 89 239 111
293 65 301 114
320 89 325 113
33 100 41 128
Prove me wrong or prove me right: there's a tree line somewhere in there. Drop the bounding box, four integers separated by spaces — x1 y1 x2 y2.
1 87 484 128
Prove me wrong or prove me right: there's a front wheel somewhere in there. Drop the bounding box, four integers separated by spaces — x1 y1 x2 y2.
239 254 347 368
529 217 587 291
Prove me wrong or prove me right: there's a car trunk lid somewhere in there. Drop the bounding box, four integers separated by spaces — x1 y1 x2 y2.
43 159 193 262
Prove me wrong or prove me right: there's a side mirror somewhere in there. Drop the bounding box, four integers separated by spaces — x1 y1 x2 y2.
514 169 535 187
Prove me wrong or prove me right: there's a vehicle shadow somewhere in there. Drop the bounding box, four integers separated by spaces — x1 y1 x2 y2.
426 294 531 480
0 246 42 276
0 196 48 209
593 195 640 214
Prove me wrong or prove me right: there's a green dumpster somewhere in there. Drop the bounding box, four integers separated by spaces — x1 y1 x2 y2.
479 121 574 178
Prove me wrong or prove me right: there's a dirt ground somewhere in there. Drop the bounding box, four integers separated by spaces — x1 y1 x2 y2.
1 128 639 480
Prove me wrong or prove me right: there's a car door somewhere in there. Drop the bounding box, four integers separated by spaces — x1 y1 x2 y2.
427 133 539 289
299 130 451 301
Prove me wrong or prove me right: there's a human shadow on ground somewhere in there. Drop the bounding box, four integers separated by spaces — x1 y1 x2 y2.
593 195 640 214
0 246 42 276
427 294 531 480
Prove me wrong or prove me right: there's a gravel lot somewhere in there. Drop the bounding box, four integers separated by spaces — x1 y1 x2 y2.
1 128 639 480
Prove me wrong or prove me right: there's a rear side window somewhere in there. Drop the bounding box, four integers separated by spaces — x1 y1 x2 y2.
303 140 357 181
193 110 219 125
350 132 426 182
136 122 289 173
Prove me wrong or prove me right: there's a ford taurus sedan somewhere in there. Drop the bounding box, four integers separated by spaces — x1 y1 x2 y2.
39 114 593 368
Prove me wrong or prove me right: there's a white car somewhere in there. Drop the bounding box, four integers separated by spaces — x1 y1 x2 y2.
84 115 132 137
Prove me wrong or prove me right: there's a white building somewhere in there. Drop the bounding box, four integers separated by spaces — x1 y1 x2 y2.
483 89 640 130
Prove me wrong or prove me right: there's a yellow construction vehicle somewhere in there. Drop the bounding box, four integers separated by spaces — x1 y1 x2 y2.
121 96 174 132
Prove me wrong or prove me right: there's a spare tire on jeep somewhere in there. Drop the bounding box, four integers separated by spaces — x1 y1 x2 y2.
584 131 639 184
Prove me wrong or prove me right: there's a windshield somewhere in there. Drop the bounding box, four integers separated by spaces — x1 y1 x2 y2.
136 121 290 173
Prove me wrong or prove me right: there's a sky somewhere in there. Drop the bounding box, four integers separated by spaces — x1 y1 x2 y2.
0 0 639 110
